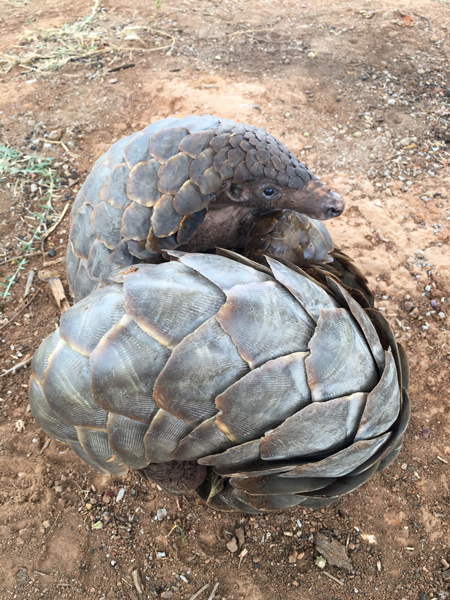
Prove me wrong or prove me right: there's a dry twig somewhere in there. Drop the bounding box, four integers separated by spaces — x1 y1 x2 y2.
188 584 209 600
24 269 36 298
41 203 70 240
1 356 32 378
207 582 220 600
229 27 274 38
0 290 39 332
322 571 344 586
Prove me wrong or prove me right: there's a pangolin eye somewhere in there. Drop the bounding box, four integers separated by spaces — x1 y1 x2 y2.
263 188 276 198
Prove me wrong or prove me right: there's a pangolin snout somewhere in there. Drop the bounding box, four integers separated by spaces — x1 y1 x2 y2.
323 191 345 218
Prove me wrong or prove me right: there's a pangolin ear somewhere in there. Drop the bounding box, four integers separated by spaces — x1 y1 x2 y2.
223 181 245 202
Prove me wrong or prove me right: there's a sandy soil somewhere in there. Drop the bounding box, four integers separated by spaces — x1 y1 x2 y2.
0 0 449 599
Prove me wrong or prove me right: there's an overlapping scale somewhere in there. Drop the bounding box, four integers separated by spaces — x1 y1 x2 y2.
230 473 336 495
71 190 87 217
105 134 136 168
215 352 311 443
87 240 115 282
305 308 378 401
29 379 78 443
198 167 222 194
73 259 99 302
120 202 153 241
148 127 188 163
70 204 95 259
126 159 161 207
355 349 400 441
67 440 111 476
77 163 111 210
300 462 379 500
77 427 128 475
167 251 271 292
158 152 192 194
43 340 108 430
171 416 232 461
177 209 207 245
60 284 125 356
31 328 61 385
91 315 169 422
229 488 305 512
98 163 131 209
66 244 80 294
151 194 182 237
178 130 215 158
91 201 123 249
266 257 338 321
199 440 261 468
216 487 261 514
107 413 149 469
325 276 385 373
123 132 152 168
109 240 135 268
142 117 181 134
280 434 390 479
173 179 210 215
154 316 248 426
122 262 225 348
216 281 314 368
260 393 367 461
127 239 158 260
184 114 220 132
143 409 192 463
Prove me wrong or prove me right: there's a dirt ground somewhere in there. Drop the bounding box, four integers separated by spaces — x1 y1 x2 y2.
0 0 449 598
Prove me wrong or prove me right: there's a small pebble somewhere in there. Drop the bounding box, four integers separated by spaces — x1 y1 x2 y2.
157 508 167 520
47 249 56 257
235 527 245 545
109 78 118 84
315 556 326 569
438 312 445 319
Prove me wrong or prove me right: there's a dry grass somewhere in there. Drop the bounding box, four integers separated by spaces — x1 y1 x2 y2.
0 0 174 74
0 143 62 298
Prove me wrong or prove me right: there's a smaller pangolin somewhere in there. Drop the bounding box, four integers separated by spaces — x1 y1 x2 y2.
68 115 345 301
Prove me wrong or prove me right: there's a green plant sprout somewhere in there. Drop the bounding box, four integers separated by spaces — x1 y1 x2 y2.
167 524 187 545
0 144 61 299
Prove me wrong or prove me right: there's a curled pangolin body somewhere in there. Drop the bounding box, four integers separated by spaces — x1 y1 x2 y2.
30 251 410 513
30 115 410 513
68 115 345 301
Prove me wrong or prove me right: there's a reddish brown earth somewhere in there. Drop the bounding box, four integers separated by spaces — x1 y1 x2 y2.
0 0 449 599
